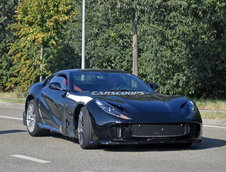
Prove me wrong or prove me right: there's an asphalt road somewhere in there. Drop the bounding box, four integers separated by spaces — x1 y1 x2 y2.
0 103 226 172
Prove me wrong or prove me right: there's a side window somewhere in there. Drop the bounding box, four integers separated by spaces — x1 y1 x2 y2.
43 76 53 87
50 75 68 90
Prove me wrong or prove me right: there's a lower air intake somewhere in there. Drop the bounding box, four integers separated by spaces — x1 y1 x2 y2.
131 124 190 138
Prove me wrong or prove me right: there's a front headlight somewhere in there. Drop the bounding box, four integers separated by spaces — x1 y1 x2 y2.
96 100 131 120
188 100 196 115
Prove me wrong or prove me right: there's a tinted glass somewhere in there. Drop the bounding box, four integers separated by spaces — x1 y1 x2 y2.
50 75 67 90
71 72 153 92
43 76 53 87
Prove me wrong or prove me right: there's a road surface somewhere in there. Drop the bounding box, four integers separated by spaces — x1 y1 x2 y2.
0 103 226 172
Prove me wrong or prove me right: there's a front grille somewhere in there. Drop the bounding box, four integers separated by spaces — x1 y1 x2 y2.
131 124 190 138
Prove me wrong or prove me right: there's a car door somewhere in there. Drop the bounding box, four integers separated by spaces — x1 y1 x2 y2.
41 74 68 129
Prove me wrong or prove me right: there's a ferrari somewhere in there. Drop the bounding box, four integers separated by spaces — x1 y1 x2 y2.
23 69 202 149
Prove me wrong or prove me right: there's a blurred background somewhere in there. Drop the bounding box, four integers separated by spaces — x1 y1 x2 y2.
0 0 226 100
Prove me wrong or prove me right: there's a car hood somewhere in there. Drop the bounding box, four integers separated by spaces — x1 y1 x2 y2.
92 92 195 123
67 91 196 123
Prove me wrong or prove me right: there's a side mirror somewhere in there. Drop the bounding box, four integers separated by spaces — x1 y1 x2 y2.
149 83 159 90
49 82 62 90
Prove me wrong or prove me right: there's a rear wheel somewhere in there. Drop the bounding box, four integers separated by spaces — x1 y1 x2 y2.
77 107 95 149
26 100 48 136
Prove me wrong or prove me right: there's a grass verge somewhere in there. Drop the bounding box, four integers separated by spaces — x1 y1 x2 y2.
0 92 25 98
201 111 226 120
195 99 226 111
0 98 25 104
0 92 25 104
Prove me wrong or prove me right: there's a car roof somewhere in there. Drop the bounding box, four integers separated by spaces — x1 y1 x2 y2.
54 69 128 75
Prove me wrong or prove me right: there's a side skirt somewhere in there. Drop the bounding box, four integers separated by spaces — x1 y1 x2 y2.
38 123 62 134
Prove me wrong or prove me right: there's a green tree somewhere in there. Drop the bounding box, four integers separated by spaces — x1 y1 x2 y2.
0 0 17 91
139 0 226 98
3 0 225 98
8 0 76 91
68 0 133 72
80 0 226 98
70 0 150 73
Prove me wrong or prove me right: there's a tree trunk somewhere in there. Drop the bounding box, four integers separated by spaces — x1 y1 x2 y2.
132 10 138 76
40 44 43 81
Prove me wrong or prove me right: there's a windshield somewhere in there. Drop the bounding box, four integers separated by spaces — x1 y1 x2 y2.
71 71 153 93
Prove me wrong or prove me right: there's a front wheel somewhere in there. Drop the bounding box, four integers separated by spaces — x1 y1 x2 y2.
77 107 96 149
26 100 47 136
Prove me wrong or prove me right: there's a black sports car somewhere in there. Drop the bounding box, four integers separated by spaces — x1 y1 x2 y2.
23 69 202 149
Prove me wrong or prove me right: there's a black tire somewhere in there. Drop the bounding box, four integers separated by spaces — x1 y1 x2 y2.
77 107 95 149
26 100 48 136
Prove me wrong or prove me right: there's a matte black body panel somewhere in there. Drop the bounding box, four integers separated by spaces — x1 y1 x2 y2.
23 69 202 146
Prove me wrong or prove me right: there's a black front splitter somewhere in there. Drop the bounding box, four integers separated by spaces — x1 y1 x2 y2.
95 138 202 146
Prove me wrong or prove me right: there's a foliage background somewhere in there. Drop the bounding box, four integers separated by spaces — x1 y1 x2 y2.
0 0 226 98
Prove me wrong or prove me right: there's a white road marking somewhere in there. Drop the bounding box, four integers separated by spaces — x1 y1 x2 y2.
0 115 22 121
11 154 50 164
0 105 24 110
203 124 226 129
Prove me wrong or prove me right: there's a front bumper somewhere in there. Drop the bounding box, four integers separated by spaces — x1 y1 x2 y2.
87 100 202 146
92 122 202 145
